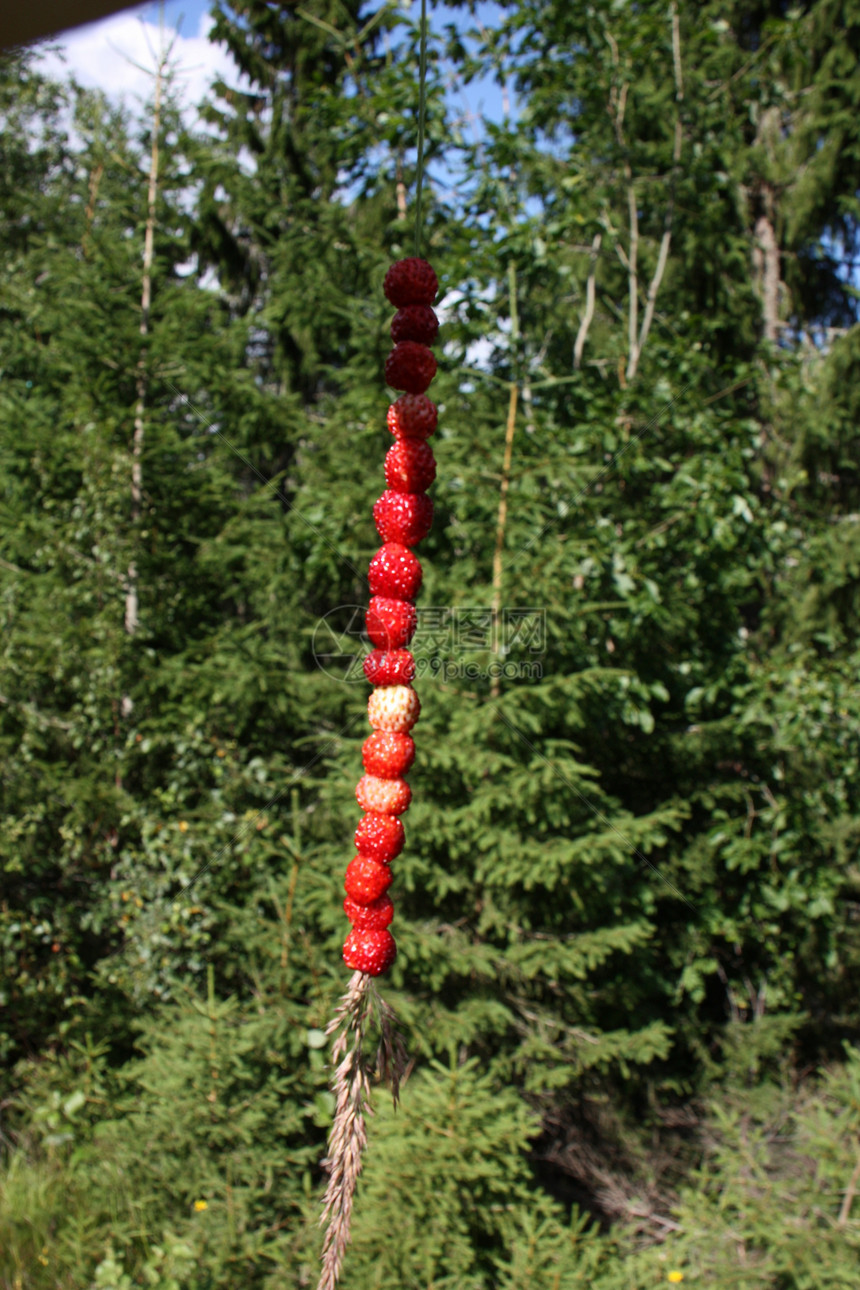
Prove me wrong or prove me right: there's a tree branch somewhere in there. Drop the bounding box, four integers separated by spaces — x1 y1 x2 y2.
574 232 602 369
490 262 520 700
627 3 683 383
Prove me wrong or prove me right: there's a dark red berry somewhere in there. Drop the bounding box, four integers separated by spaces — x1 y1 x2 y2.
391 304 439 345
385 342 437 395
387 394 437 440
383 258 438 307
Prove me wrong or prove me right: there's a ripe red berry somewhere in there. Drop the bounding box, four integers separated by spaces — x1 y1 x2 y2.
366 596 417 650
367 684 420 732
356 774 411 815
343 926 397 976
391 304 439 345
368 543 423 599
344 892 394 930
387 394 437 440
355 812 404 862
344 854 393 903
385 342 437 395
363 730 415 778
383 258 438 308
374 490 433 546
363 648 415 686
385 440 436 493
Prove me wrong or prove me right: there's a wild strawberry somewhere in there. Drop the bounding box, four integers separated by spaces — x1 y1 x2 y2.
391 304 439 346
385 440 436 493
356 774 411 815
344 854 393 903
362 730 415 778
366 596 417 650
383 257 438 308
363 648 415 686
374 490 433 546
343 926 397 976
368 684 420 732
385 342 437 395
343 892 394 930
368 543 423 600
387 394 437 440
355 811 404 862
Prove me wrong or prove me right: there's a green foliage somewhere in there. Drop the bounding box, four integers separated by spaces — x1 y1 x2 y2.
2 1 860 1285
615 1046 860 1288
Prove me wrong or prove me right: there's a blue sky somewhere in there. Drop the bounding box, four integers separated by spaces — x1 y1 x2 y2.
40 1 512 130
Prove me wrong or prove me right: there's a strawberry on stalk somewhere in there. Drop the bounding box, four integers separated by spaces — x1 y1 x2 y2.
363 648 415 686
373 490 433 546
387 393 437 440
343 926 397 975
354 811 404 862
385 440 436 493
383 256 438 307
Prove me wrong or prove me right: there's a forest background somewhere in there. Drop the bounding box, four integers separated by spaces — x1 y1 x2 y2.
2 0 860 1286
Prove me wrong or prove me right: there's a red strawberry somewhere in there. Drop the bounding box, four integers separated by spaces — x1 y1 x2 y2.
363 730 415 778
383 258 438 308
385 342 437 395
366 596 417 650
343 926 397 976
356 774 411 815
391 304 439 346
363 648 415 686
368 543 423 600
355 811 404 861
344 892 394 930
374 490 433 545
367 684 420 732
344 854 393 903
387 394 437 440
385 440 436 493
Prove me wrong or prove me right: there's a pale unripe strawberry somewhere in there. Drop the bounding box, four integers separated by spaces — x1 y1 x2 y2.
367 684 420 733
356 774 412 816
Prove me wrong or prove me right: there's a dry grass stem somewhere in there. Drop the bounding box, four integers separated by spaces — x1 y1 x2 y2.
317 971 409 1290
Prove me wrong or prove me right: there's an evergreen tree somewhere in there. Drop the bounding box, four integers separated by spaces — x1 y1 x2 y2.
3 2 860 1283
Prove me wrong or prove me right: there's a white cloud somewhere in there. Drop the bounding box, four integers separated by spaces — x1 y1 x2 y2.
36 8 242 122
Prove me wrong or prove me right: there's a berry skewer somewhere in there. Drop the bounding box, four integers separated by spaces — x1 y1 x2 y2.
342 256 439 977
317 257 439 1290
